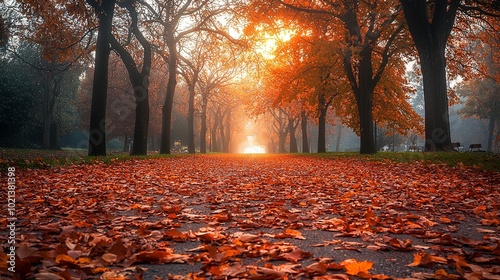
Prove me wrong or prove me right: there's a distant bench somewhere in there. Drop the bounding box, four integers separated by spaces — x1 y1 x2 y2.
452 142 463 152
469 144 484 152
408 145 424 152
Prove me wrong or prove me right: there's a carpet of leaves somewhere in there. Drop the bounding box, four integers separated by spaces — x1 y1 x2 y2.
1 154 499 280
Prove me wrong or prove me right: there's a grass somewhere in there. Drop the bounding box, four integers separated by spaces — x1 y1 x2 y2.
1 148 499 172
309 151 500 172
0 148 178 169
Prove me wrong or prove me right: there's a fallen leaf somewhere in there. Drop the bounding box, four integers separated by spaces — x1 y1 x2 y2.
341 258 373 277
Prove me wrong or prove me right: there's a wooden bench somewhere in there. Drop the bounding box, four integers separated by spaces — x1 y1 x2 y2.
452 142 462 152
469 144 484 152
408 145 424 152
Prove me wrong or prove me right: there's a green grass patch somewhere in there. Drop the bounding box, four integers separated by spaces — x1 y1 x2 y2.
308 151 500 172
1 148 498 172
0 148 178 169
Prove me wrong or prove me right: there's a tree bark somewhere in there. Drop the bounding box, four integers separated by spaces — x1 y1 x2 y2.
317 92 327 153
49 121 60 150
187 84 196 153
88 0 116 156
200 95 208 153
123 135 130 152
223 112 231 153
212 112 220 152
355 87 375 154
420 49 453 151
335 124 342 152
160 28 177 154
301 111 309 153
354 47 377 154
278 131 287 153
109 38 150 156
131 89 149 155
288 118 298 153
487 113 495 152
401 0 458 151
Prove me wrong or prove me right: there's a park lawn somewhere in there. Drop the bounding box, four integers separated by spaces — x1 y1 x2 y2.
1 148 499 171
0 153 498 279
0 148 178 169
310 151 500 172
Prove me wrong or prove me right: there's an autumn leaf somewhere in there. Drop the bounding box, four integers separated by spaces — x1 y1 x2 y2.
303 262 328 275
407 252 447 267
101 253 118 263
221 263 247 277
165 228 188 241
383 236 413 251
55 254 76 265
274 229 306 240
278 249 312 263
32 272 65 280
6 154 500 279
130 250 190 264
340 259 373 278
236 233 261 243
313 275 350 280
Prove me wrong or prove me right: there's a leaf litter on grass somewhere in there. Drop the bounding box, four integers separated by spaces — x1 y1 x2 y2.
0 154 499 279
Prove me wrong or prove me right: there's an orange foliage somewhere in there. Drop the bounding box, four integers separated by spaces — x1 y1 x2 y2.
17 0 94 62
244 1 423 138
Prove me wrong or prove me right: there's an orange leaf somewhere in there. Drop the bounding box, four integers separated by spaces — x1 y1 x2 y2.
408 252 447 267
55 254 76 265
340 259 373 276
279 249 312 263
304 262 328 274
101 253 118 263
275 229 306 240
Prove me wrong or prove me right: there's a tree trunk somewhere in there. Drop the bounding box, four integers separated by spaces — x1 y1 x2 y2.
200 95 208 153
131 87 149 155
278 132 287 153
160 30 177 154
123 135 130 152
288 118 298 153
317 107 327 153
401 0 458 152
88 0 116 156
187 83 196 154
356 89 375 154
42 115 51 149
49 121 60 150
355 48 377 154
219 115 226 153
487 113 495 152
268 139 276 153
301 111 309 153
211 115 219 152
335 124 342 152
419 49 453 151
223 113 231 153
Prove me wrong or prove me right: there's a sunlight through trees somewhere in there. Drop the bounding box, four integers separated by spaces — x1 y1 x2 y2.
1 0 499 154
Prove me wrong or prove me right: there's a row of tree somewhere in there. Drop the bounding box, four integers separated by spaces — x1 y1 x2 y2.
243 0 499 154
8 0 246 155
2 0 499 155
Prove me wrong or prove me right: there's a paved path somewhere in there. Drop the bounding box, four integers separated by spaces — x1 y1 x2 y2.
3 154 499 279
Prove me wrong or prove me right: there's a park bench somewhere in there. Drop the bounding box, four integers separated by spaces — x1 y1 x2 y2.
408 145 424 152
469 144 484 152
452 142 463 152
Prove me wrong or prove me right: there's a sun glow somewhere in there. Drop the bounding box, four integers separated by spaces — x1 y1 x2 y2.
241 135 266 154
255 28 295 59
